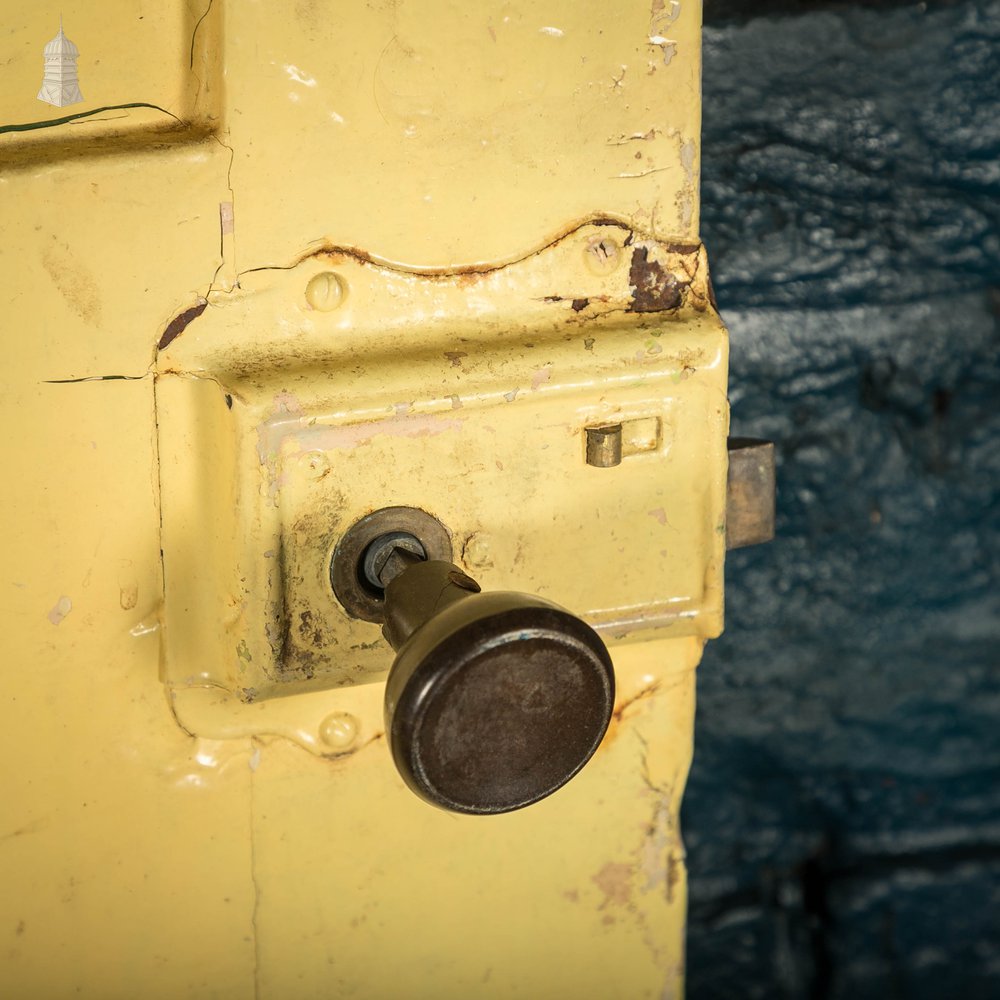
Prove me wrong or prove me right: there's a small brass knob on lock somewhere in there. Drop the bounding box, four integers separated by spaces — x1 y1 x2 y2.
332 510 615 815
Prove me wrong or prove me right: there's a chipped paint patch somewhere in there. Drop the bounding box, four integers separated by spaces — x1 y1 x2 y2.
256 409 464 504
531 366 552 391
639 798 673 894
129 618 159 638
219 201 235 236
284 64 318 87
648 0 681 66
261 412 464 467
649 37 677 66
300 413 464 450
273 391 304 416
47 595 72 625
677 138 697 230
679 138 696 183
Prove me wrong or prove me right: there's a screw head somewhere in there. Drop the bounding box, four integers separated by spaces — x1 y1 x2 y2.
583 235 621 276
305 271 347 312
319 712 359 750
300 450 330 480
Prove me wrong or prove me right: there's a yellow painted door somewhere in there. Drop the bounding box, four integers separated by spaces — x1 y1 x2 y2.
1 3 727 997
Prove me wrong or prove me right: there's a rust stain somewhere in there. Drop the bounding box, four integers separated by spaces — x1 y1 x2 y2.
294 0 322 29
237 218 635 287
706 270 719 312
1 818 49 842
298 609 325 649
315 729 385 763
42 245 102 327
158 300 208 350
455 269 488 288
666 854 682 904
618 682 661 722
663 241 701 255
119 584 138 611
600 680 663 749
628 246 684 313
592 861 634 908
607 127 659 145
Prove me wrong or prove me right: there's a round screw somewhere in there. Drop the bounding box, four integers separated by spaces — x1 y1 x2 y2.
305 271 347 312
300 450 330 479
583 235 621 276
319 712 359 750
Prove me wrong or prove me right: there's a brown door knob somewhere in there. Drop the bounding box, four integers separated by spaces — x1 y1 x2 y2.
334 517 615 815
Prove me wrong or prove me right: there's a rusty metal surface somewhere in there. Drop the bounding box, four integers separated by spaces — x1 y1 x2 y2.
726 437 776 550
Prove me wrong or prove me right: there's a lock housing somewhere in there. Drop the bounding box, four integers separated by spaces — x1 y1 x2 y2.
155 221 729 748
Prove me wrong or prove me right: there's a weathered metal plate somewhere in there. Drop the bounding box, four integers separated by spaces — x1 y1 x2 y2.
156 222 729 744
726 437 776 549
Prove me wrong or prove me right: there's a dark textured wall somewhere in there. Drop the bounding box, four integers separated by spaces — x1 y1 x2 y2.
685 1 1000 996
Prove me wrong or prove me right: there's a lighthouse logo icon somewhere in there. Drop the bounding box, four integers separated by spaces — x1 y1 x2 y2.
37 19 83 108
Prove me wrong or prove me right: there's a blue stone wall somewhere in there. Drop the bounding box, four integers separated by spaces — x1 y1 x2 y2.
685 2 1000 995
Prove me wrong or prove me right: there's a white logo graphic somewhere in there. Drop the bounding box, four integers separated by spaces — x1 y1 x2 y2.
37 19 83 108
